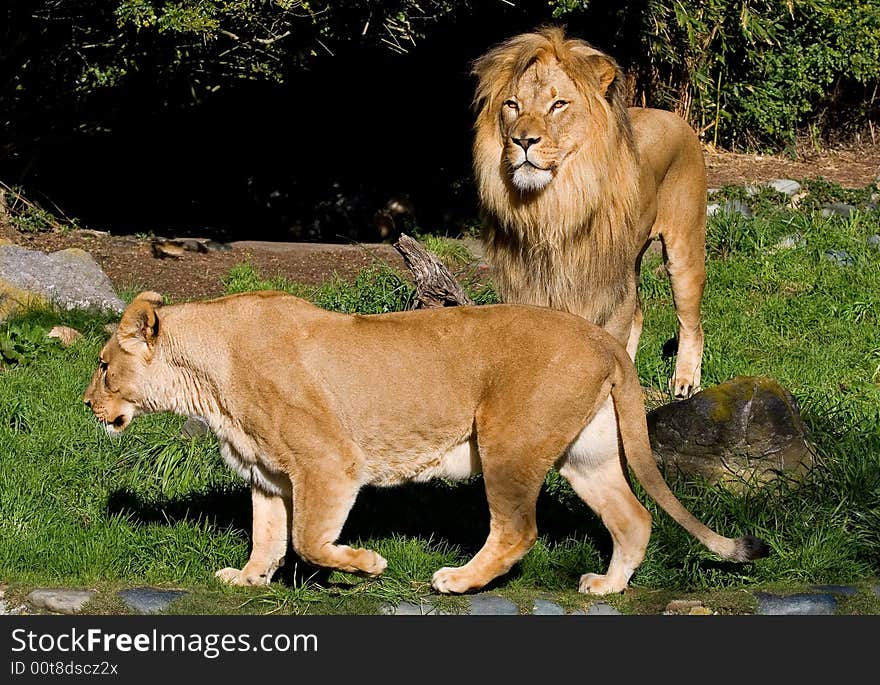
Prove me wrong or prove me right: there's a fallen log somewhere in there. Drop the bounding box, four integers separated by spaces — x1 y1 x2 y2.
393 233 474 309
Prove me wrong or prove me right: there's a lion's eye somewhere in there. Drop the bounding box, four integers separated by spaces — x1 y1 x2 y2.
504 100 519 111
551 100 569 111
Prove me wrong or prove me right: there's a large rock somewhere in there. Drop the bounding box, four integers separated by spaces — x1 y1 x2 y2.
646 376 813 489
0 244 123 319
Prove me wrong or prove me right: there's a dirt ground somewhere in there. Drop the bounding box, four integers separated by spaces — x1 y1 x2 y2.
3 145 879 302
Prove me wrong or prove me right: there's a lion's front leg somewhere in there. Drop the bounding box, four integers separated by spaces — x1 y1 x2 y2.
661 229 706 399
216 484 291 587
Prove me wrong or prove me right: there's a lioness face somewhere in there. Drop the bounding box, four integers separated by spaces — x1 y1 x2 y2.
83 336 148 436
499 57 612 193
83 292 162 436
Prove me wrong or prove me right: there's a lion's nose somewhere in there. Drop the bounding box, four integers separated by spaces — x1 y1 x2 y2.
512 135 541 151
83 398 92 408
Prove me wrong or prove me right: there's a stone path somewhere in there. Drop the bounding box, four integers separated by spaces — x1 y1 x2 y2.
4 583 879 616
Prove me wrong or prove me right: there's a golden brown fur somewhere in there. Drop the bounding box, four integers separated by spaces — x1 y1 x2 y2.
84 291 767 595
473 27 707 397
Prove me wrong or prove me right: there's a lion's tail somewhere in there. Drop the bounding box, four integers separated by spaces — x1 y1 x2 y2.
608 350 770 563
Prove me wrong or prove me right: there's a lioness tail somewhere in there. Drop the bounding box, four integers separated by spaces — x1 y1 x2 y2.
609 351 770 562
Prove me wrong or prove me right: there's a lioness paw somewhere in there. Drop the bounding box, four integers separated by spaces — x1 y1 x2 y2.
578 572 626 595
214 567 270 587
432 566 477 594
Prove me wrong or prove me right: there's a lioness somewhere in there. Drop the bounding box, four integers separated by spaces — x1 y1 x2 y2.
473 26 707 398
84 291 767 595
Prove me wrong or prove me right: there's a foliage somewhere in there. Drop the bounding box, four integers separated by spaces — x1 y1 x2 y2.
552 0 880 148
0 319 59 366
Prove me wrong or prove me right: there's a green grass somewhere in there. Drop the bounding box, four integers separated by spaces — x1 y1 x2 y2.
2 194 880 614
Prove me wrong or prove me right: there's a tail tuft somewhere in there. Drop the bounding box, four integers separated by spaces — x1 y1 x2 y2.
733 535 770 562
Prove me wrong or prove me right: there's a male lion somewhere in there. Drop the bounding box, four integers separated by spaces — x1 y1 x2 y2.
473 26 707 398
84 291 767 595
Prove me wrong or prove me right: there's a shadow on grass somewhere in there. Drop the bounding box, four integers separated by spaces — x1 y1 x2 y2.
107 477 613 587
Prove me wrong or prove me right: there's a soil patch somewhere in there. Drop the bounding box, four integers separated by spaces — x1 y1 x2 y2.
3 145 878 302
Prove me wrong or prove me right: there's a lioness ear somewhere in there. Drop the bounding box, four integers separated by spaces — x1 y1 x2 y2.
133 291 165 307
117 298 160 357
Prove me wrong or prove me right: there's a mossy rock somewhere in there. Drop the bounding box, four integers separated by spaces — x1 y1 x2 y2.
646 376 814 490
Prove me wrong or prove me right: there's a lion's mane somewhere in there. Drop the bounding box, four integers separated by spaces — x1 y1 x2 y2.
472 26 641 326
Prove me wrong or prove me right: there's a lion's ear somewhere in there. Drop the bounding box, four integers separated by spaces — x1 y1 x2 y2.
587 55 618 97
117 298 160 357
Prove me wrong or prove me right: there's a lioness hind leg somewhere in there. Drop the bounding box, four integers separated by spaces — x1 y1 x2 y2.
216 485 291 586
432 455 545 594
558 400 651 594
558 457 651 595
290 470 387 577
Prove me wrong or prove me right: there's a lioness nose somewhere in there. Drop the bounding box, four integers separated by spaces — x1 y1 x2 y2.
83 398 92 408
512 135 541 151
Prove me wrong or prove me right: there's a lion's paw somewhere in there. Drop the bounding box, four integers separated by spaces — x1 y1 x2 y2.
671 379 700 400
578 573 625 595
431 566 476 594
214 567 270 587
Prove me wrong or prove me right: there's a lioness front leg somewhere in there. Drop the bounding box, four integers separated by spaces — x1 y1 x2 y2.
289 468 387 577
217 485 291 586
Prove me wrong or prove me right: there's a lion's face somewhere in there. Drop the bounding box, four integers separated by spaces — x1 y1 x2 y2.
499 60 583 192
496 56 616 194
83 292 163 436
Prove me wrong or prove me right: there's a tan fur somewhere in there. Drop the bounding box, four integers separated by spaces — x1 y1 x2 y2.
84 291 767 595
473 26 707 397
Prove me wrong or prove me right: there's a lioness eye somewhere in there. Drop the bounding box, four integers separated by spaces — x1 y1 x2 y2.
551 100 568 111
504 100 519 110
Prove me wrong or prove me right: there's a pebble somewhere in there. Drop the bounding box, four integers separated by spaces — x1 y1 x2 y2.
467 594 520 615
755 592 838 616
27 589 96 614
531 599 566 615
180 416 211 439
723 199 754 219
585 601 622 615
768 179 802 196
821 203 857 219
773 234 806 251
823 249 855 267
867 235 880 250
118 588 188 614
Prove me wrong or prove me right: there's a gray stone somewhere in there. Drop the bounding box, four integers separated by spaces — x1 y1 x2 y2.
467 594 519 615
647 376 814 490
867 235 880 250
823 249 855 267
707 188 721 196
27 588 96 614
821 203 857 219
767 179 802 196
180 416 211 439
706 203 721 217
531 599 566 615
0 245 123 319
773 234 806 251
755 592 837 616
380 600 441 615
118 588 188 614
744 185 761 197
586 602 622 615
723 199 754 219
872 585 880 597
